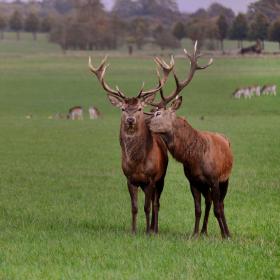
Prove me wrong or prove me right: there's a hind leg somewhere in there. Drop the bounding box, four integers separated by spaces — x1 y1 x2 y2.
219 180 231 238
201 189 212 235
212 181 227 238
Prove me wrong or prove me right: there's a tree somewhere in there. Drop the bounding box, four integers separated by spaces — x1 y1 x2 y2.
208 3 235 23
130 17 149 50
24 12 40 40
0 14 7 40
172 21 186 41
230 13 248 48
249 13 269 48
217 14 228 52
112 0 138 18
153 24 180 50
113 0 179 20
49 1 119 51
186 19 210 48
269 19 280 49
9 10 23 40
248 0 280 21
41 16 52 33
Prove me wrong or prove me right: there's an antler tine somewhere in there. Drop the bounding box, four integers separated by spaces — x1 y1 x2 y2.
137 55 174 98
150 42 213 109
88 56 126 98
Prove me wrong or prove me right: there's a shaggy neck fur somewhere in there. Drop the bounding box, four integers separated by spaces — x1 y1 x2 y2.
162 117 207 164
120 116 153 162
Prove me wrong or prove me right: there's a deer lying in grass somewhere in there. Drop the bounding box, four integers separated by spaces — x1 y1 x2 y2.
148 43 233 238
89 55 174 234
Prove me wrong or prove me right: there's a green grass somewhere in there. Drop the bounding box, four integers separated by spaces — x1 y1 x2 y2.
0 35 279 279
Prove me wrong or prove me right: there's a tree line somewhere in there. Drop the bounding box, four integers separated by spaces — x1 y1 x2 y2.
0 10 51 40
1 0 280 51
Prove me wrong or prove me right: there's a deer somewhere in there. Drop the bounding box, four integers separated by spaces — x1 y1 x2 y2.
261 84 277 96
67 106 83 120
88 55 174 234
148 42 233 239
251 85 261 97
89 106 101 119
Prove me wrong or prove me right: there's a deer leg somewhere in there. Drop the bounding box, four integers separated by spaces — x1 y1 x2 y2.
150 191 156 232
219 180 231 238
190 185 201 238
144 184 153 235
151 178 164 234
127 181 138 234
200 189 212 236
212 181 227 238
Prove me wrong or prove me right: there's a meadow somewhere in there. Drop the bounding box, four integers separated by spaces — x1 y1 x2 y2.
0 33 279 279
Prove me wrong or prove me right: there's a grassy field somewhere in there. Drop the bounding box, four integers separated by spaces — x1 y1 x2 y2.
0 34 279 279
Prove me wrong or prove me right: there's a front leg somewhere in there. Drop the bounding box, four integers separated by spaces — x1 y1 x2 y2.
127 181 138 234
190 184 201 238
144 183 154 235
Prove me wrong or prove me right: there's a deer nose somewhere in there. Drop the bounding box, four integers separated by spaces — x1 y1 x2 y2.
127 117 136 125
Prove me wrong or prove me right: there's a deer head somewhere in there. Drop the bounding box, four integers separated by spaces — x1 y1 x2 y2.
149 41 213 134
89 55 174 134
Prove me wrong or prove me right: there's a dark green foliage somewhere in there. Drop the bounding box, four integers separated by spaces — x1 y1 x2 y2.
172 21 186 40
208 3 235 23
269 18 280 49
153 24 180 49
217 14 228 51
0 13 7 39
230 13 248 47
40 16 52 33
112 0 179 20
53 0 75 14
24 12 40 40
50 0 118 51
248 0 280 21
9 10 23 40
130 17 149 50
249 13 269 41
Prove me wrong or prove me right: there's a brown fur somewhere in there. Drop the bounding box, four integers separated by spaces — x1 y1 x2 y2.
150 109 233 238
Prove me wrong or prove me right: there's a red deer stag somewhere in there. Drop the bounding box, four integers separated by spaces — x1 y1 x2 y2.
89 55 174 234
149 42 233 238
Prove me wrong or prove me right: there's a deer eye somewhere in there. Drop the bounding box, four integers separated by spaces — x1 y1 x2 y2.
155 111 161 117
138 108 142 111
122 108 125 112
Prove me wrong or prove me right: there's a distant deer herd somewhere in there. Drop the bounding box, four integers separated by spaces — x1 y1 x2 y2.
233 84 277 99
46 105 101 120
89 42 236 239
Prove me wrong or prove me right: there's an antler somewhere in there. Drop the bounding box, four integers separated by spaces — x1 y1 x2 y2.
89 56 126 99
89 55 174 100
150 41 213 109
137 56 174 99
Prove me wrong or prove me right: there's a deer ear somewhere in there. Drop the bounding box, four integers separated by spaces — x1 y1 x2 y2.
171 96 182 111
141 93 156 106
107 94 124 108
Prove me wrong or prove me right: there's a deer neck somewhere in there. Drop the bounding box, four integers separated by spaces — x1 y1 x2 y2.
120 117 152 162
162 117 206 164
